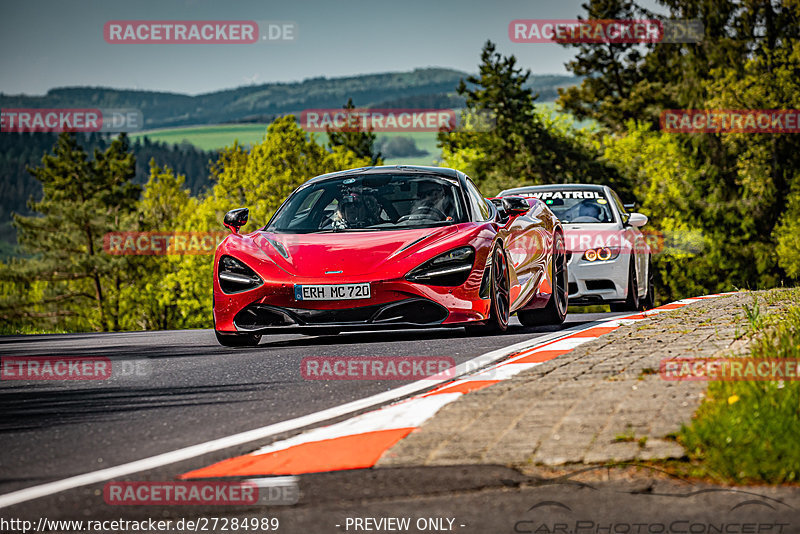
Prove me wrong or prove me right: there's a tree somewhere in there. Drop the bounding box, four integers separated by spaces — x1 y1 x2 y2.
118 161 199 330
326 98 383 165
556 0 753 131
557 0 658 131
775 183 800 279
438 41 629 196
0 133 140 331
596 120 712 301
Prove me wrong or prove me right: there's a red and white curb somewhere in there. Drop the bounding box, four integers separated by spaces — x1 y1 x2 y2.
181 293 734 479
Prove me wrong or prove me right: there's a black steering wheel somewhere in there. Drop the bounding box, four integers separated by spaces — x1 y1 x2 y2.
398 206 448 223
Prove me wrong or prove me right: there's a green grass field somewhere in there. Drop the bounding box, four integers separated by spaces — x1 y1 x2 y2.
130 126 444 165
130 124 271 151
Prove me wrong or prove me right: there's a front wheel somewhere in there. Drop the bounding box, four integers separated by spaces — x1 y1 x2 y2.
518 231 568 326
610 258 640 312
465 246 510 335
215 330 262 347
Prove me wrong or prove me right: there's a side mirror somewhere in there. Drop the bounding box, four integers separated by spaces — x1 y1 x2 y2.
627 212 648 228
501 196 530 216
223 207 249 234
489 198 507 216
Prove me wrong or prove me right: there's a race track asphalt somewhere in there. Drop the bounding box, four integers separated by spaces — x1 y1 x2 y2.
0 314 617 499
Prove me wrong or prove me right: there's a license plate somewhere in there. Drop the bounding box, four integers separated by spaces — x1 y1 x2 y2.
294 283 371 301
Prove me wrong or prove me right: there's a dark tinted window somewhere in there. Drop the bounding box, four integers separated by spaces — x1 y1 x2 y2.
464 178 491 221
609 190 629 224
514 189 614 223
266 174 467 232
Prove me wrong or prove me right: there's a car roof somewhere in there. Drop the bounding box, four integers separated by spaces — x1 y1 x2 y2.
307 165 461 184
500 183 608 195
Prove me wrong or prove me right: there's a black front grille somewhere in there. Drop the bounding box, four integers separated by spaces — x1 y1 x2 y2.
286 303 388 325
570 295 606 304
372 299 448 324
585 279 616 291
233 298 449 330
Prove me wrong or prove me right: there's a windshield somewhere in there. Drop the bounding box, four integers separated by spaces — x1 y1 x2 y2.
266 174 467 233
519 190 615 224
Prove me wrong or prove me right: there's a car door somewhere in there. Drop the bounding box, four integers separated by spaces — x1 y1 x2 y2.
505 199 548 298
465 178 533 307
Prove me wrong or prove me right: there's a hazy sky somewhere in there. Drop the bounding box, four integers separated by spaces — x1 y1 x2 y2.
0 0 667 96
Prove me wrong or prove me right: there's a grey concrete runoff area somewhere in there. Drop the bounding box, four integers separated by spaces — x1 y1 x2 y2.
378 291 788 468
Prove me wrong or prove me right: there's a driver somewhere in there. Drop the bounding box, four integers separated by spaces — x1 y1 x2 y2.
577 200 603 221
409 181 453 220
331 192 380 229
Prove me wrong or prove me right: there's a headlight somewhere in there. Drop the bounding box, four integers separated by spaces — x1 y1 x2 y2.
218 255 264 293
582 247 620 262
406 246 475 286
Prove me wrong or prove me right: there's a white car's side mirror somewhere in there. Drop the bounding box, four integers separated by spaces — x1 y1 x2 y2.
627 212 648 228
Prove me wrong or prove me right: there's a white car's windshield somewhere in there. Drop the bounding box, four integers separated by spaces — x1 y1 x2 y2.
266 174 467 233
522 190 615 224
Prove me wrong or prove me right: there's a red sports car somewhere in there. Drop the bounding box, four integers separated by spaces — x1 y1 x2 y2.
212 166 568 346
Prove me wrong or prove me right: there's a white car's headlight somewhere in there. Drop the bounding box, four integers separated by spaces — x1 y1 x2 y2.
582 247 620 262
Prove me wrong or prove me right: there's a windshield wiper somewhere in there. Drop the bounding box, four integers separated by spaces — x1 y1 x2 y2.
309 228 383 233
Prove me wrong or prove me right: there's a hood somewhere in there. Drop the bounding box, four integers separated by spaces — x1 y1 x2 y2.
251 226 461 277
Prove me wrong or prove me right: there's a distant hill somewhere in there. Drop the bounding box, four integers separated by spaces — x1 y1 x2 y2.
0 69 579 129
0 69 581 257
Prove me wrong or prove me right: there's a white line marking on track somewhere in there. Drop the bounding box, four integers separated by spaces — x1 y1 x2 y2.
250 393 462 456
461 362 542 381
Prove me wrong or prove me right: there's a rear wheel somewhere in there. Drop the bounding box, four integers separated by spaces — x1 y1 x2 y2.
215 330 262 347
610 258 640 312
465 246 510 335
518 231 568 326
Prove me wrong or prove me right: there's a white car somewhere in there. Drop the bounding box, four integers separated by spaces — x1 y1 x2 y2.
499 184 654 311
